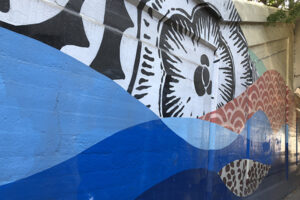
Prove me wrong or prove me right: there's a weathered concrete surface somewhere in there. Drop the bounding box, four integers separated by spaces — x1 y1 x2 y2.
232 1 300 200
234 0 295 89
284 186 300 200
294 20 300 89
233 0 278 22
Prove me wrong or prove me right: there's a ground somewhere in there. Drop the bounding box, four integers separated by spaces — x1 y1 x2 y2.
284 187 300 200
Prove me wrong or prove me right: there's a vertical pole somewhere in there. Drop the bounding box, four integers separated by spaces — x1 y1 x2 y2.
285 37 290 180
247 118 251 159
285 124 289 180
296 119 299 165
207 123 216 200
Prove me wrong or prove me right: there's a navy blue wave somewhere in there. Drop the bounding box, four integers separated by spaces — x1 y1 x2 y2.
135 168 239 200
0 18 278 200
0 119 272 200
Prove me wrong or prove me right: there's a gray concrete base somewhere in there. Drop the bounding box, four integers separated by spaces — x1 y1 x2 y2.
284 187 300 200
246 166 300 200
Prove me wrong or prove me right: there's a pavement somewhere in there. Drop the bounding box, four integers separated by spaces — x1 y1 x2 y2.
283 187 300 200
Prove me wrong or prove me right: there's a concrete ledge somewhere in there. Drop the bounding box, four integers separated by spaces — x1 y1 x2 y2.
233 0 278 22
294 20 300 89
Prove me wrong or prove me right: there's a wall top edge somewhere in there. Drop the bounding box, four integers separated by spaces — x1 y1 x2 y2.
233 0 279 23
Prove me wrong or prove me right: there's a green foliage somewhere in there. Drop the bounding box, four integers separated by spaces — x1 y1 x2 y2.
267 9 288 22
267 1 300 23
254 0 293 7
285 2 300 22
249 0 300 23
265 0 285 7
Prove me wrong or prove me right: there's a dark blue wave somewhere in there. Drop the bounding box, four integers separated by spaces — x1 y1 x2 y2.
0 118 272 200
0 27 276 199
135 168 239 200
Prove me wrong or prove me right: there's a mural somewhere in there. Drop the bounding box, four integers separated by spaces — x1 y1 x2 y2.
0 0 256 117
201 70 287 133
219 159 271 197
0 0 296 199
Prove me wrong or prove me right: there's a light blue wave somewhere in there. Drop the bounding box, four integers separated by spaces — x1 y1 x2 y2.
162 118 238 150
163 110 274 150
0 27 158 186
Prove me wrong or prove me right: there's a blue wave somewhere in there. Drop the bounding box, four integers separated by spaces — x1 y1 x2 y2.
135 168 239 200
0 118 273 200
162 118 239 150
162 110 273 151
0 27 276 193
0 27 158 185
0 26 277 199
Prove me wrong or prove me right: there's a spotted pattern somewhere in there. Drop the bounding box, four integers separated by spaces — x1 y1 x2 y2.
218 159 271 197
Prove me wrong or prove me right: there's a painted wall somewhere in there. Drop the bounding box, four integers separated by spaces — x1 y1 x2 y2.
294 19 300 89
233 1 299 198
0 0 298 199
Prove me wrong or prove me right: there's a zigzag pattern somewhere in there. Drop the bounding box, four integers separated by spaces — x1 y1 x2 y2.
200 70 293 134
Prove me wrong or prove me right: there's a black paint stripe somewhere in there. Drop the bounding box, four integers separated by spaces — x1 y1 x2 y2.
136 85 151 90
0 0 10 13
144 34 151 40
143 19 150 27
134 93 148 99
127 1 146 94
141 69 155 76
144 47 152 54
143 54 155 62
139 78 149 84
142 61 153 69
0 0 89 50
128 41 142 94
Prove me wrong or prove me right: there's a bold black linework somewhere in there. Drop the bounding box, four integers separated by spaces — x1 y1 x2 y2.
127 1 146 94
0 0 10 13
0 0 254 118
121 1 254 117
226 0 253 87
0 0 89 49
90 0 134 80
128 0 155 102
159 5 235 117
194 64 212 97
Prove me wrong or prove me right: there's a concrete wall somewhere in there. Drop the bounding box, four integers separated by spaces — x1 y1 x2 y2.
0 0 298 199
234 0 295 88
294 19 300 88
234 1 299 199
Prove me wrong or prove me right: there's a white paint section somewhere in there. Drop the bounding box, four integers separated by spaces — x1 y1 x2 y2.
203 0 240 21
61 0 106 65
115 1 139 90
144 0 240 22
0 0 67 25
0 0 253 119
232 0 277 22
55 0 68 7
128 0 251 117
